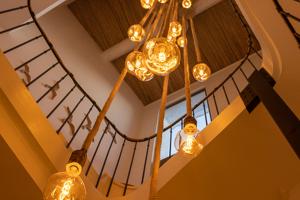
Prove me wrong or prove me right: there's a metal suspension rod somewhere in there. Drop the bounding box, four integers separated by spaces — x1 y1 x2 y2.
149 75 169 200
189 17 202 63
82 67 128 150
182 15 192 116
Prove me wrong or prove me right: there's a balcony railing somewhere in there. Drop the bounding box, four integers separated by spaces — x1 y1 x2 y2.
0 0 262 197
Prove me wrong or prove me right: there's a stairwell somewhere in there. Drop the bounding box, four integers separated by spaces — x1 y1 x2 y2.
0 0 300 199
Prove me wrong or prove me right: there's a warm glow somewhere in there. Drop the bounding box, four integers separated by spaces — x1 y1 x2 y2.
128 24 145 42
181 135 203 155
192 63 211 82
140 0 155 9
158 0 168 3
183 122 197 135
143 37 181 76
169 21 182 38
43 163 85 200
126 51 154 81
182 0 192 9
177 36 186 48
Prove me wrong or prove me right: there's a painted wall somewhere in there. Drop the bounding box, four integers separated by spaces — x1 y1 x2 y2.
158 103 300 200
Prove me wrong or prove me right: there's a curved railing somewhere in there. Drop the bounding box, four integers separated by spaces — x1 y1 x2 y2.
273 0 300 46
0 0 262 197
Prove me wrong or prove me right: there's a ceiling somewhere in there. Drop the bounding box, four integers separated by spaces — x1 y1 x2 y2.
69 0 260 105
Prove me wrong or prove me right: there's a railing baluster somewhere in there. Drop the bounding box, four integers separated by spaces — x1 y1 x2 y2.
212 92 219 115
37 73 68 103
247 58 258 71
56 94 85 134
26 62 59 87
231 76 240 94
123 142 137 196
141 139 150 184
15 49 51 70
250 46 262 59
96 131 117 188
47 85 76 118
203 102 208 125
4 35 42 54
0 5 28 15
169 128 173 157
240 68 248 79
106 138 126 197
85 122 109 175
67 104 94 148
0 21 34 35
222 85 230 105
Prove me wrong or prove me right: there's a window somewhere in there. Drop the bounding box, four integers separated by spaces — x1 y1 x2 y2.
160 90 211 160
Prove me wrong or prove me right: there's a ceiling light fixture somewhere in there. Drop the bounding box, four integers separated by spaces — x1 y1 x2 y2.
43 0 211 199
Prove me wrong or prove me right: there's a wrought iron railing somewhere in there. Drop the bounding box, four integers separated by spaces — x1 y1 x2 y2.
273 0 300 46
0 0 262 197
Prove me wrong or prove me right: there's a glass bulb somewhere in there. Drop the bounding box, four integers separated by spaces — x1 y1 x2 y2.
177 36 186 48
174 129 203 157
158 0 168 3
128 24 145 42
182 0 192 9
143 37 181 76
168 21 182 38
126 51 154 81
140 0 155 9
192 63 211 82
43 163 86 200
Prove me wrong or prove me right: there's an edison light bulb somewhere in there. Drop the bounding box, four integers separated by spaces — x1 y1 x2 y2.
158 0 168 3
140 0 154 9
169 21 182 38
143 37 181 76
174 116 203 156
182 0 192 9
192 63 211 82
43 162 86 200
177 36 186 48
126 51 154 81
128 24 145 42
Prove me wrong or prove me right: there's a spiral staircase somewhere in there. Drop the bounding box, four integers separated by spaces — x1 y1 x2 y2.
0 0 300 200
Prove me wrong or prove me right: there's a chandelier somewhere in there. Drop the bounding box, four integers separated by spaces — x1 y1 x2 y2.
43 0 211 199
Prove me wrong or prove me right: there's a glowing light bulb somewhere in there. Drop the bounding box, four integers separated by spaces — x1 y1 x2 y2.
192 63 211 82
174 116 203 156
126 51 154 81
140 0 154 9
128 24 145 42
182 0 192 9
168 21 182 38
158 0 168 3
43 163 86 200
143 37 181 76
177 36 186 48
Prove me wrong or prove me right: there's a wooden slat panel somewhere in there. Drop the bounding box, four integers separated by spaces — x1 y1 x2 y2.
69 0 260 105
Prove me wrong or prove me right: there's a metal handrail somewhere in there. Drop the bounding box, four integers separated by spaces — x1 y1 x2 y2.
0 0 262 196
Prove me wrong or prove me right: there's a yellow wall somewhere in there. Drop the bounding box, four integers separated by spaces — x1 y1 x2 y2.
158 103 300 200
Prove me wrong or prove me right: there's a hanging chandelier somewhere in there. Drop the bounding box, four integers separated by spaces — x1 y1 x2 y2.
43 0 211 199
